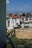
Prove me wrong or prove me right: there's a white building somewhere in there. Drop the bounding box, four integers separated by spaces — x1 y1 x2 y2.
6 18 14 30
21 15 32 28
6 14 32 30
6 14 20 30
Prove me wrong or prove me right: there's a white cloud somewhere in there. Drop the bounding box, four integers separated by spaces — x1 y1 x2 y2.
6 0 10 4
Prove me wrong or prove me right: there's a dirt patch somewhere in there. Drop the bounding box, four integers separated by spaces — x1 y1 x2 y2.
15 28 32 39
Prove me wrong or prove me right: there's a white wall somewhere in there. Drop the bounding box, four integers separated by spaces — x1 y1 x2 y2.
29 23 32 27
21 24 24 28
7 27 13 30
9 18 13 27
16 18 20 25
13 19 17 27
6 18 14 30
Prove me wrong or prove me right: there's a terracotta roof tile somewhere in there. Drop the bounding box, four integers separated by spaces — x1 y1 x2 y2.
9 14 19 18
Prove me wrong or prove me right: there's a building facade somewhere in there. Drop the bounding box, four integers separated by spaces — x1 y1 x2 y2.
6 14 32 30
6 14 20 30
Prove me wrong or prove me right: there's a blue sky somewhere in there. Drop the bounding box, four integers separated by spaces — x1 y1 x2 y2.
6 0 32 14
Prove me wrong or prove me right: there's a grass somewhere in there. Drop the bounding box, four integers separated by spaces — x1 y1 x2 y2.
6 35 32 48
6 28 32 48
11 35 32 45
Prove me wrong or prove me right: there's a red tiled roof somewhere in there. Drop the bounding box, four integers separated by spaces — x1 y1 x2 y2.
9 14 19 18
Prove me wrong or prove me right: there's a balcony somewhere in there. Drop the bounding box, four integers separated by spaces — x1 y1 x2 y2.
29 20 32 22
24 20 29 23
